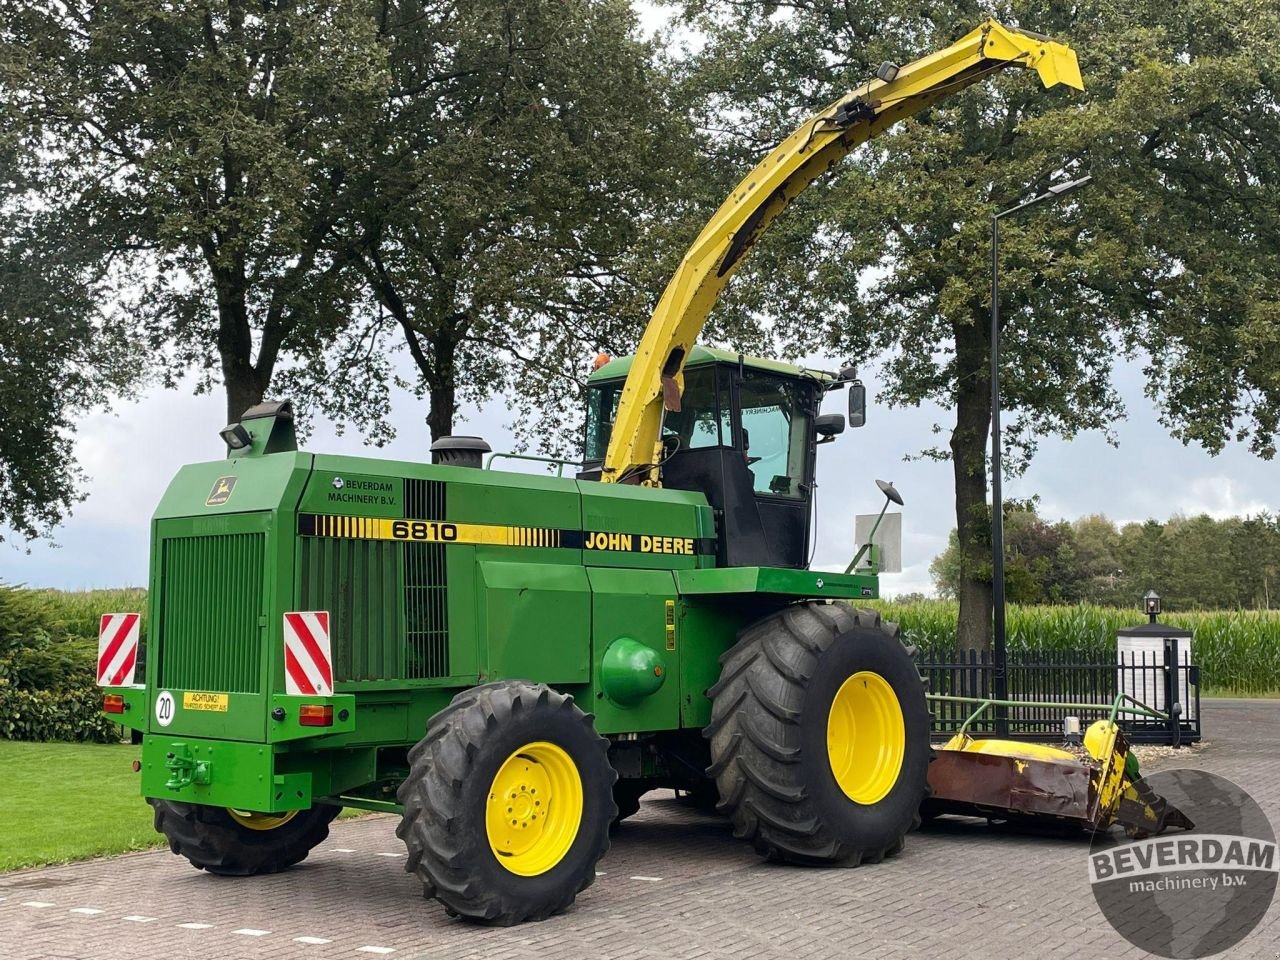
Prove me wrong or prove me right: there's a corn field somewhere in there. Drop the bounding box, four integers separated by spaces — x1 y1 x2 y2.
872 600 1280 695
33 588 148 644
27 588 1280 697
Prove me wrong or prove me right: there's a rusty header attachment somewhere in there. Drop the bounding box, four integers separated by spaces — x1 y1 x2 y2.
924 697 1194 837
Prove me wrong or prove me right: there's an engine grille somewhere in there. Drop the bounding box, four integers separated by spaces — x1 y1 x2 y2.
157 531 266 693
299 477 449 681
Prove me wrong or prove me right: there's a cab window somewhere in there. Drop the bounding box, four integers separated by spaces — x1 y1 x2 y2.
662 366 723 450
738 371 810 498
584 380 622 461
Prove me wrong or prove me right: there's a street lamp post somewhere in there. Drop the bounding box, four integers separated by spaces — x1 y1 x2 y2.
990 174 1091 737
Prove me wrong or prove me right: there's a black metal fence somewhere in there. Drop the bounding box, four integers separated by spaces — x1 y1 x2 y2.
920 647 1201 745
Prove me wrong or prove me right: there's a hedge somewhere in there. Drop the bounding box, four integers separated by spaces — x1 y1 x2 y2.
0 681 121 743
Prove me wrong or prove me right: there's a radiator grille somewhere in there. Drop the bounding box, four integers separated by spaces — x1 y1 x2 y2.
300 536 403 681
405 478 446 520
158 532 265 693
402 478 448 676
405 541 449 677
299 476 449 680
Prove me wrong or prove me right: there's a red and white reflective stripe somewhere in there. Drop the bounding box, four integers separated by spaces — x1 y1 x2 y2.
97 613 141 687
283 611 333 696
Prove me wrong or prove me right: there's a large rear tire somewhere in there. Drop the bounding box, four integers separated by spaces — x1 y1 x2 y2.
149 801 339 876
397 680 615 925
706 602 930 864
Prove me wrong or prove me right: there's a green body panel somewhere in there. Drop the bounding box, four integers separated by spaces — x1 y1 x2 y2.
141 735 312 812
586 567 681 733
118 429 877 812
673 596 786 729
578 481 714 570
477 561 591 683
676 566 878 599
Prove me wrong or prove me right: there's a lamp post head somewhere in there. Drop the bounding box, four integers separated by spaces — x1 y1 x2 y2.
1144 589 1161 622
1046 174 1092 196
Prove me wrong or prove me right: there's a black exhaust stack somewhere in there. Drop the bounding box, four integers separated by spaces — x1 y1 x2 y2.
430 436 491 469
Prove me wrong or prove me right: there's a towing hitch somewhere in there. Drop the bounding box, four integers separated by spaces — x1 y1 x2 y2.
164 743 212 790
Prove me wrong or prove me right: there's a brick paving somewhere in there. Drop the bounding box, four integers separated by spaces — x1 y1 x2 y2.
1 699 1277 960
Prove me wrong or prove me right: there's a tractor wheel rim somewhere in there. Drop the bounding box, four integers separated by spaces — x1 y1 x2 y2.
486 741 583 876
227 809 300 831
826 670 906 804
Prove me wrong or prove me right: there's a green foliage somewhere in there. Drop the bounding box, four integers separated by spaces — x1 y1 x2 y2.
0 277 136 543
0 584 141 742
0 682 119 743
874 599 1280 694
2 0 699 458
33 587 149 644
286 0 701 449
931 508 1280 609
2 1 407 424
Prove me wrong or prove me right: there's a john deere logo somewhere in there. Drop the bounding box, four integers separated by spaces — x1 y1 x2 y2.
332 476 345 490
1089 769 1278 958
206 476 237 506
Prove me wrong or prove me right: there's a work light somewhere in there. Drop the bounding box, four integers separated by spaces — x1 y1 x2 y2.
219 422 252 449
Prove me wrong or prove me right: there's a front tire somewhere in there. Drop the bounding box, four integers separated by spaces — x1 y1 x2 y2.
149 801 339 876
706 602 930 864
396 681 615 925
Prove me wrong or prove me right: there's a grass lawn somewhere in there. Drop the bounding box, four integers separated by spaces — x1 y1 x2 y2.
0 741 163 872
0 741 374 872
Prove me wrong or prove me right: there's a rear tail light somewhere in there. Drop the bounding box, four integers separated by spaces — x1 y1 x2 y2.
298 704 334 727
103 694 125 714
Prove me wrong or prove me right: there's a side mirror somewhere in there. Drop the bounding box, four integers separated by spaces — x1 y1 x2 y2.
815 413 845 441
848 381 866 428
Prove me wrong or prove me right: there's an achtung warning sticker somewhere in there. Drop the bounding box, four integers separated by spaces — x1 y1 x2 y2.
297 514 713 556
183 692 229 712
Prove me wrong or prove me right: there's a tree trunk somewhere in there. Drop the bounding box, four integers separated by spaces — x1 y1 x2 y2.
424 318 461 441
951 316 993 652
210 262 266 424
224 371 264 424
426 377 456 441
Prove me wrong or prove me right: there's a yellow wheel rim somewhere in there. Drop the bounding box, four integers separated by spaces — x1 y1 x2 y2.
486 741 583 877
826 670 906 805
227 809 299 831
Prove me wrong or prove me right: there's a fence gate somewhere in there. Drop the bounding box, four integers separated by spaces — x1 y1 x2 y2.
920 647 1201 745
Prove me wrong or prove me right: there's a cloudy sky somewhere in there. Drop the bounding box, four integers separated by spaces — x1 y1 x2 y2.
4 345 1273 596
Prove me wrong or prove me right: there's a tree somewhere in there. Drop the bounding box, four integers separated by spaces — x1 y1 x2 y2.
1 1 391 425
0 179 136 542
1071 514 1125 604
931 503 1082 605
280 0 699 447
932 508 1280 610
679 0 1280 648
3 0 697 454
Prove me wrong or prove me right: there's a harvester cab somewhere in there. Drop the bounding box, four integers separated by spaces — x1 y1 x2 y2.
99 19 1088 926
582 348 861 569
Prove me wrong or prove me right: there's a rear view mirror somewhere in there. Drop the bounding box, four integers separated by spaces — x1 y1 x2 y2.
848 381 866 428
815 413 845 441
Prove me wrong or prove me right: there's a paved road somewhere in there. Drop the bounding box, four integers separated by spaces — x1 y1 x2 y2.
2 700 1277 960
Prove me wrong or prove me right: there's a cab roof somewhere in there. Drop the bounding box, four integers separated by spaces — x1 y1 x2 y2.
588 345 831 383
